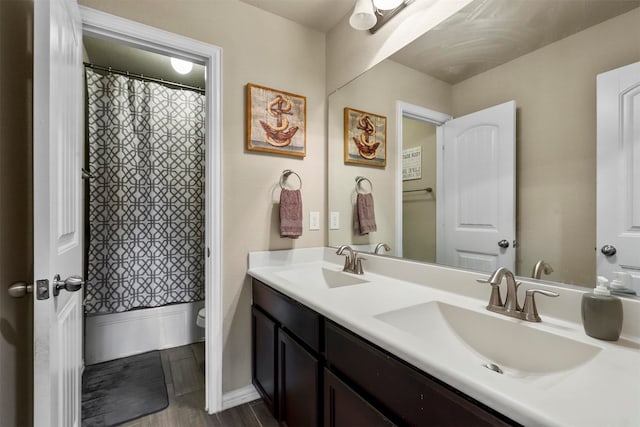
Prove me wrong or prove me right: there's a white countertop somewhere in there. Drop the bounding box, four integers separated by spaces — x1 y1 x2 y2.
247 247 640 427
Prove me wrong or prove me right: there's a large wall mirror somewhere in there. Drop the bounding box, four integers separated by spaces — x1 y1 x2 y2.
328 0 640 293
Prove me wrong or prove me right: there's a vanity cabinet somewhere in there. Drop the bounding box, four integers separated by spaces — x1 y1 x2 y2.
251 278 518 427
252 279 322 426
325 321 516 427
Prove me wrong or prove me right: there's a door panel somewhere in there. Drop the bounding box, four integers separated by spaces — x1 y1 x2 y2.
597 61 640 292
33 0 84 425
439 101 516 272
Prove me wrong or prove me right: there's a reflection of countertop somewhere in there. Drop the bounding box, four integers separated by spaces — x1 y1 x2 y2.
248 247 640 427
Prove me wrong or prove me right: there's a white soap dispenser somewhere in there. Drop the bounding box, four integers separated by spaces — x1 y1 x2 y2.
581 276 623 341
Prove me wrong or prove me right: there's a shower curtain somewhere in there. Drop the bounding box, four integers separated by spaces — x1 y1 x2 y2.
85 68 205 314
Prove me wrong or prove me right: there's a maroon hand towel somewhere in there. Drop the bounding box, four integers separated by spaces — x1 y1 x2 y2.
354 193 377 235
280 189 302 238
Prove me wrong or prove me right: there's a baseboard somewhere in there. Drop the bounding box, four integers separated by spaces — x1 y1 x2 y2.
85 301 205 364
221 385 260 411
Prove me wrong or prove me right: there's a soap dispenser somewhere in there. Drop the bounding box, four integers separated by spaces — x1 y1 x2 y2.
581 276 623 341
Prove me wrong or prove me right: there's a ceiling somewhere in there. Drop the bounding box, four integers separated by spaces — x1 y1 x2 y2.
390 0 640 84
238 0 354 32
84 36 206 89
239 0 639 85
84 0 639 89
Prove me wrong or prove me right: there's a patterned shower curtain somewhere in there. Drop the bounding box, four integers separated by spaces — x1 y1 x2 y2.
85 68 205 314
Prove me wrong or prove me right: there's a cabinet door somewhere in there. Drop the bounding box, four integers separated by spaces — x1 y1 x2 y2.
324 369 394 427
278 329 320 427
252 306 278 417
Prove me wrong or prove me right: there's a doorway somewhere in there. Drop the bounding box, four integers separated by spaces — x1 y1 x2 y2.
81 6 223 414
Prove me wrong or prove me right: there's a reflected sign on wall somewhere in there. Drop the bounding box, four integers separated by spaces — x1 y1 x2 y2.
403 146 422 180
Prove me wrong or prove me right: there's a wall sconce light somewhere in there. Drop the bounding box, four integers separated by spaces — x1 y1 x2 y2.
349 0 413 33
349 0 377 31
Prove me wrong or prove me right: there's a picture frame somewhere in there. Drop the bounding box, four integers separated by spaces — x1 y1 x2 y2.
246 83 306 157
344 107 387 167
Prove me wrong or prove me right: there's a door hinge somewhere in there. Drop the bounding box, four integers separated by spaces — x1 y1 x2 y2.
207 248 211 258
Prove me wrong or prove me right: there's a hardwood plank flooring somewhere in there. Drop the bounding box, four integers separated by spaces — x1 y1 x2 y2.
115 343 277 427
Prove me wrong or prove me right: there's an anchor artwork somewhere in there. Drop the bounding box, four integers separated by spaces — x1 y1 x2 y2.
344 107 387 167
247 83 306 157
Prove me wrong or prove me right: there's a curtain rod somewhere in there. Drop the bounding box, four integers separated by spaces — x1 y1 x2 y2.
83 62 205 94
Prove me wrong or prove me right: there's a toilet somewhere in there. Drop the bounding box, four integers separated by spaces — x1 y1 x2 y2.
196 307 206 328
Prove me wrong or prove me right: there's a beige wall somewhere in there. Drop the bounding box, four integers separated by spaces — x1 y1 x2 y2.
402 118 436 263
452 7 640 287
78 0 326 392
0 0 34 425
328 60 451 254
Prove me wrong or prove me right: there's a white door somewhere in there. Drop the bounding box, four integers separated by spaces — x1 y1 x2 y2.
597 61 640 292
33 0 84 425
438 101 516 273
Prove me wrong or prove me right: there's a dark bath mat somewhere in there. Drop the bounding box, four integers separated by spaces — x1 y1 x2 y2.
81 350 168 426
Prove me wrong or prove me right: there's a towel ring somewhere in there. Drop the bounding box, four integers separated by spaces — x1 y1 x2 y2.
355 176 373 194
280 169 302 190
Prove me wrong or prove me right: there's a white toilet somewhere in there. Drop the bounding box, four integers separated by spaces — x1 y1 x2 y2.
196 307 206 328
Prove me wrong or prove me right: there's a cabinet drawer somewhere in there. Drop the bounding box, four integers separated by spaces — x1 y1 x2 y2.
325 321 517 427
253 279 322 352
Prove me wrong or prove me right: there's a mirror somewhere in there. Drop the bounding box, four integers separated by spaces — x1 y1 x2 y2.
328 0 640 291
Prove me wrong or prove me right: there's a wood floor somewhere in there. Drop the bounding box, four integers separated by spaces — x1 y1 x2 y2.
118 343 278 427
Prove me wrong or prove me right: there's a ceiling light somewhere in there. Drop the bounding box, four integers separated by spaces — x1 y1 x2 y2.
170 58 193 75
373 0 403 10
349 0 377 31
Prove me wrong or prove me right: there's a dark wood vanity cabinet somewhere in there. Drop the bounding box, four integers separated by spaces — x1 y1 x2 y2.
252 279 322 426
324 368 394 427
251 278 518 427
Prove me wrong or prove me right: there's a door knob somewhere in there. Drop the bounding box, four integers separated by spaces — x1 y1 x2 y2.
601 245 617 257
498 239 510 249
8 281 33 298
53 274 85 296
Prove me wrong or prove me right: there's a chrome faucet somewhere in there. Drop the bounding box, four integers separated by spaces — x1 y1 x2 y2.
336 245 365 274
532 260 554 279
478 267 559 322
374 242 391 254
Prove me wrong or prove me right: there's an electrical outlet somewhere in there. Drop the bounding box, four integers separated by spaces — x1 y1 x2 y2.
329 212 340 230
309 211 320 230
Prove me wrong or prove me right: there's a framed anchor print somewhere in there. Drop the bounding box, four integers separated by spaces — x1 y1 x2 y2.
344 107 386 167
246 83 306 157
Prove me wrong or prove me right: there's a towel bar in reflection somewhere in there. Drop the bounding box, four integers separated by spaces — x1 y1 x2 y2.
355 176 373 194
280 169 302 190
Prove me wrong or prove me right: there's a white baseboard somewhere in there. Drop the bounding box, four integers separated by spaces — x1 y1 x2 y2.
85 301 205 364
221 385 260 411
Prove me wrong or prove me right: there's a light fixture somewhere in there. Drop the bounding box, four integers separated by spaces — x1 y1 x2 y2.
170 57 193 75
349 0 377 31
373 0 403 10
349 0 413 33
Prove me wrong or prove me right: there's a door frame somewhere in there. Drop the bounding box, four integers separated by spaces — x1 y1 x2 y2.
395 101 451 257
80 7 224 414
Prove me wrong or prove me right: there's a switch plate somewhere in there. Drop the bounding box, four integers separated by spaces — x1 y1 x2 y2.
329 211 340 230
309 211 320 230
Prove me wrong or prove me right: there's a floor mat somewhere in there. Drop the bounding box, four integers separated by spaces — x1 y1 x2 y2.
82 350 168 426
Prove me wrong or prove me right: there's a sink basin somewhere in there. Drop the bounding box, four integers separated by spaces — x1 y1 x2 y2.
274 266 369 289
375 301 601 375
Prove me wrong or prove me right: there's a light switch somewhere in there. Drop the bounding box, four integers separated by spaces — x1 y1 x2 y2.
329 211 340 230
309 211 320 230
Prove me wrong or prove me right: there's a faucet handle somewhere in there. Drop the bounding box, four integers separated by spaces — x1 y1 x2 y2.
354 256 366 275
522 289 559 322
477 279 503 308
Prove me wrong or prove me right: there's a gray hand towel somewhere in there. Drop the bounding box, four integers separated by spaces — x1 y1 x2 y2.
354 193 377 235
280 189 302 238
